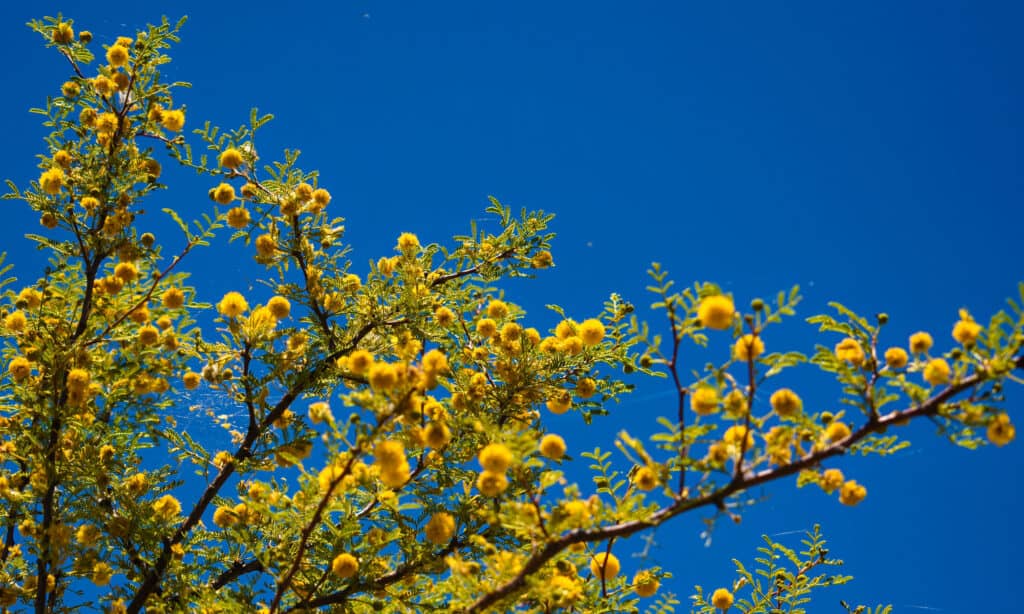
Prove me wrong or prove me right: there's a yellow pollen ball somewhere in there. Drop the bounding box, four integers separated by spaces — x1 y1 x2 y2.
909 331 933 354
162 288 185 309
884 347 908 369
711 588 734 610
589 552 620 580
697 295 735 330
923 358 951 386
161 109 185 132
396 232 420 254
733 334 764 361
475 470 509 497
952 319 982 345
226 206 250 229
838 480 867 506
213 183 236 205
770 388 802 418
267 296 291 319
217 292 249 318
834 337 865 366
330 553 359 579
633 571 660 598
987 413 1015 447
478 443 513 473
578 318 605 346
424 512 456 545
690 386 719 416
106 44 129 67
539 434 566 460
218 147 244 169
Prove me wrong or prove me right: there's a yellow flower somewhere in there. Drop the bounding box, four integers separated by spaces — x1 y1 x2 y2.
690 386 719 416
213 183 236 205
531 250 554 268
633 570 660 598
161 109 185 132
422 349 449 375
308 402 333 425
824 421 851 443
217 291 249 317
434 306 455 326
987 413 1015 447
368 362 398 391
578 318 605 346
114 262 138 283
486 300 509 319
723 425 754 450
212 505 237 528
476 470 509 497
4 311 27 332
821 468 844 493
182 372 201 390
347 349 374 375
160 287 184 309
546 391 572 415
96 111 118 133
425 512 456 545
539 434 566 460
838 480 867 506
255 234 277 259
81 196 100 213
62 80 80 98
555 319 577 339
770 388 802 418
424 422 451 448
500 322 522 343
733 334 764 361
479 443 513 473
589 552 620 580
884 347 908 369
267 296 290 319
9 357 33 381
397 232 420 255
226 206 250 229
113 72 130 91
53 22 74 44
576 378 597 399
342 273 361 292
76 524 101 546
92 561 113 586
697 295 734 330
952 316 982 346
909 331 933 354
152 494 182 521
138 325 160 346
39 167 65 195
311 188 331 209
923 358 951 386
723 389 747 417
331 553 359 579
711 587 734 610
834 337 865 366
19 288 43 309
53 150 72 168
476 318 498 338
106 44 129 67
218 147 244 169
632 465 658 491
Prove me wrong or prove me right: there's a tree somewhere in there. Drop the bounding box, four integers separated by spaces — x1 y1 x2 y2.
0 15 1019 614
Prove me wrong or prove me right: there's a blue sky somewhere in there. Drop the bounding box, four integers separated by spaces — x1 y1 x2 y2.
2 2 1022 612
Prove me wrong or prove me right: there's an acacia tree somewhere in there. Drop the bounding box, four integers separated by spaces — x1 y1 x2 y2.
0 16 1020 614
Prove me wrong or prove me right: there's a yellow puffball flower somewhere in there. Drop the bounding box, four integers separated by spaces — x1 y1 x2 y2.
255 234 277 259
368 362 398 391
182 372 201 390
106 44 129 67
310 188 331 211
162 287 185 309
308 402 333 425
212 505 237 528
723 424 754 450
733 334 764 361
546 391 572 415
478 443 513 473
723 389 748 417
4 311 27 332
80 196 100 214
633 570 660 598
53 150 72 168
92 561 113 586
39 167 65 195
138 325 160 346
821 468 844 493
576 377 597 399
375 440 406 469
19 288 43 310
952 317 982 346
589 552 620 580
824 421 851 443
217 291 249 318
95 111 118 133
330 553 359 579
532 250 554 268
486 300 509 319
578 318 605 346
62 80 80 98
838 480 867 506
434 306 455 327
476 470 509 497
909 331 933 354
341 273 361 292
424 512 456 545
834 337 865 366
347 349 374 375
555 319 577 339
987 413 1015 447
697 295 735 330
424 422 451 448
539 434 566 460
267 296 291 319
113 72 130 91
884 347 908 369
76 524 101 546
53 22 74 44
632 465 658 491
152 494 182 521
218 147 244 170
114 262 138 283
690 386 719 416
161 109 185 132
711 587 734 610
476 318 498 338
9 357 33 382
397 232 420 255
422 349 449 375
770 388 802 418
226 206 250 229
213 183 236 205
923 358 951 386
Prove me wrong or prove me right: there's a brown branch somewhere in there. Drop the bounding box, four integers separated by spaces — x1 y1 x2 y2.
465 356 1023 612
210 559 265 590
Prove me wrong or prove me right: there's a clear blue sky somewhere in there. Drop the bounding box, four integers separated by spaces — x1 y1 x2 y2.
2 2 1022 612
